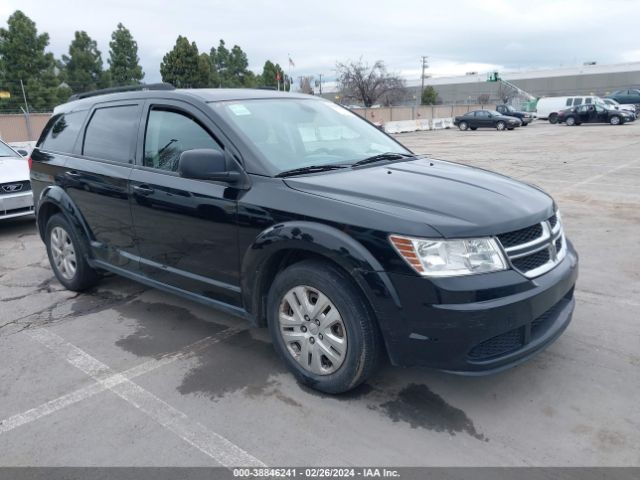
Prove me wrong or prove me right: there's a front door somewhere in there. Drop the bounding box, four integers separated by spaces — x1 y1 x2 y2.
130 101 242 307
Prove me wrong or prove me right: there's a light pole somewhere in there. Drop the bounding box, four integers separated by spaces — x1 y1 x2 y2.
420 56 429 104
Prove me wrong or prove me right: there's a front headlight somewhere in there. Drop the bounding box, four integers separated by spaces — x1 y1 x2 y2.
389 235 507 277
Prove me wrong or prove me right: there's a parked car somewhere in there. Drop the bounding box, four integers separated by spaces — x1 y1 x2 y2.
602 98 637 116
454 110 521 131
30 85 578 394
556 103 633 125
495 105 533 126
536 96 601 123
606 89 640 107
0 139 34 220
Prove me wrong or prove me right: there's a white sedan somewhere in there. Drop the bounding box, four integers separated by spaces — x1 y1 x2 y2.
0 140 34 220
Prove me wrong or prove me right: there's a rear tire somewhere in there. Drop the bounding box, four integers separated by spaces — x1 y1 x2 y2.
549 113 558 124
267 260 382 394
458 121 468 131
45 213 99 291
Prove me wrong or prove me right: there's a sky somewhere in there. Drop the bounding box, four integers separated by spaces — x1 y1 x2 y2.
3 0 640 88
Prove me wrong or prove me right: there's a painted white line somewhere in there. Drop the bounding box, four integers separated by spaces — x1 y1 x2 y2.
557 157 640 194
0 329 241 435
19 328 265 467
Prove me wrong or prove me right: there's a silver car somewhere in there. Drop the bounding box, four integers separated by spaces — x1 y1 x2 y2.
0 140 34 220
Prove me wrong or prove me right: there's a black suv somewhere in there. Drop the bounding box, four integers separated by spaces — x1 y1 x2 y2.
495 104 533 126
30 85 578 393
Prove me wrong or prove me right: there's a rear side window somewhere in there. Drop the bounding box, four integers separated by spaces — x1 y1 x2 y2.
143 108 222 172
573 98 583 106
565 98 572 106
83 105 139 163
585 98 592 104
38 111 88 154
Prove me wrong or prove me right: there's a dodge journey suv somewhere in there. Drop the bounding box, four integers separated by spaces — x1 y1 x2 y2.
30 84 578 394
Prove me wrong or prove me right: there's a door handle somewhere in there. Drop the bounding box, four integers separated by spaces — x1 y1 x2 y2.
133 185 154 195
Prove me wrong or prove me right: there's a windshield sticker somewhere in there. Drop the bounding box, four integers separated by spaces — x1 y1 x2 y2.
228 104 252 116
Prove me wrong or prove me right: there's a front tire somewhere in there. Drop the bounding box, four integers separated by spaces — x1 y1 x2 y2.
566 116 576 126
610 116 622 125
45 213 99 291
496 121 506 131
267 260 381 394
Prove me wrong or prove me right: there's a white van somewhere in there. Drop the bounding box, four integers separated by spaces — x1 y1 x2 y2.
536 96 603 123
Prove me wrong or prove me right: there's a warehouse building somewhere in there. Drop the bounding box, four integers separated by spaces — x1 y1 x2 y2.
410 61 640 104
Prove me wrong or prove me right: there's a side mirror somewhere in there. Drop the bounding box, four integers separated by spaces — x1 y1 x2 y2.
17 149 29 157
178 149 242 183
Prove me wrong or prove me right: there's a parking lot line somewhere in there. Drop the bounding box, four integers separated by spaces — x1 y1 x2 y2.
0 328 242 436
14 327 265 467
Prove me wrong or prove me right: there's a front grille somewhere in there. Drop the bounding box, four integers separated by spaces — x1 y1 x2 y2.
468 328 524 359
512 248 550 271
0 180 31 195
497 224 543 248
497 213 565 278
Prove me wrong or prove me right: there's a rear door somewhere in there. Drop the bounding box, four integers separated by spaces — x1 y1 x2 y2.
129 99 242 307
63 100 142 268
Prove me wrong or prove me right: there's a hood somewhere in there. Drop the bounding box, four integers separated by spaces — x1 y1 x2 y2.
0 156 29 183
284 159 554 238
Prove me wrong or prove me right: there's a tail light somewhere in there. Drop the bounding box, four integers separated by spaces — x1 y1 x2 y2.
28 157 33 170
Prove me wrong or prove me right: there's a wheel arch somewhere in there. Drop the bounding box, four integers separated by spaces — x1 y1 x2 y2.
36 186 93 244
241 221 402 329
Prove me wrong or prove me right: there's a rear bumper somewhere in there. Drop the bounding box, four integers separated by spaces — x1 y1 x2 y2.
371 241 578 373
0 191 34 219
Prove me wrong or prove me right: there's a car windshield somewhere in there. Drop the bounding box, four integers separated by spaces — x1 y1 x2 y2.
0 141 18 157
486 111 502 116
211 98 409 175
504 106 515 112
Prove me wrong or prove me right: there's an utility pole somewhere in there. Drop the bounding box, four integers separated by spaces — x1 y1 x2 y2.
420 56 429 103
20 79 33 140
317 73 323 95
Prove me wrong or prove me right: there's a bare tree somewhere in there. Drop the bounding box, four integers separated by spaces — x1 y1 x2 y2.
497 83 518 104
298 75 314 94
335 59 406 107
477 93 490 105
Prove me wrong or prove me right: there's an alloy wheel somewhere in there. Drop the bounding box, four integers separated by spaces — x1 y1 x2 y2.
278 285 348 375
50 226 77 280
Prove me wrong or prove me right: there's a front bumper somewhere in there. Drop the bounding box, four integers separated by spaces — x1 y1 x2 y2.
373 241 578 373
0 190 34 219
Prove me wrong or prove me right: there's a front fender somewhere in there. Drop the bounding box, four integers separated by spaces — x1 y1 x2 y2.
241 221 402 327
36 185 93 243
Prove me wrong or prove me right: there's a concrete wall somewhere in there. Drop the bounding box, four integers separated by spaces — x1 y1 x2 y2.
351 103 496 123
0 113 51 143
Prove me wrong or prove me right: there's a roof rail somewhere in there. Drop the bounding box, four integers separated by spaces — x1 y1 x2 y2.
68 82 175 102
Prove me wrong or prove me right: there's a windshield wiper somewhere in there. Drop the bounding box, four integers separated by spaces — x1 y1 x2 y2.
351 152 416 167
275 164 349 178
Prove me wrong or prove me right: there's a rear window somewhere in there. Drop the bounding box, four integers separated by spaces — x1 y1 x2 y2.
38 110 88 154
83 105 139 163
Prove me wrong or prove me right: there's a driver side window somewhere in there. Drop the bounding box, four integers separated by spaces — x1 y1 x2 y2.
144 108 222 172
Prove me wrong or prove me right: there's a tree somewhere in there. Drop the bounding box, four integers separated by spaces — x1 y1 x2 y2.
209 40 255 88
335 59 406 107
108 23 144 86
497 83 517 104
421 85 438 105
62 31 107 93
160 36 210 88
477 93 490 105
298 76 314 95
0 10 68 111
